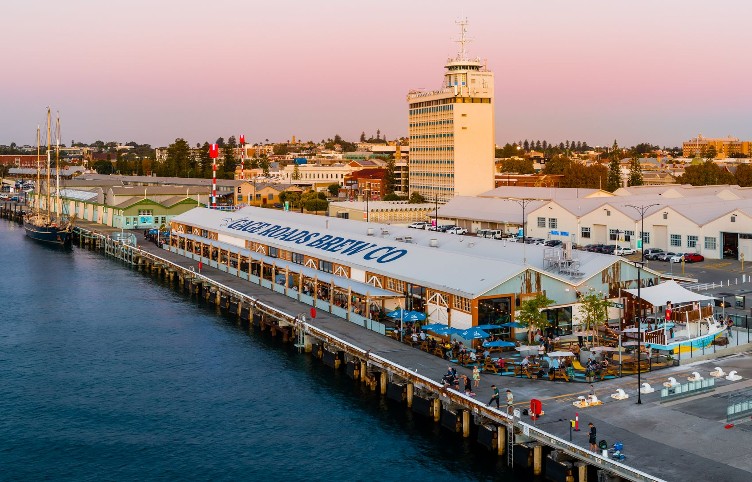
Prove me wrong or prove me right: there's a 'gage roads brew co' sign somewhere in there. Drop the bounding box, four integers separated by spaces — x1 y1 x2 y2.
222 217 408 264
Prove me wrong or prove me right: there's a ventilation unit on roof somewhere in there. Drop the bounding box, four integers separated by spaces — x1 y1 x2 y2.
367 228 375 236
429 238 439 248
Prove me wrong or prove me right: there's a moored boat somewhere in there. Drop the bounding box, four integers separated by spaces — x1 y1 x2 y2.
24 108 74 247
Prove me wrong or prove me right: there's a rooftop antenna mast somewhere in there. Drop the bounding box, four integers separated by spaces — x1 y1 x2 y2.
454 18 472 61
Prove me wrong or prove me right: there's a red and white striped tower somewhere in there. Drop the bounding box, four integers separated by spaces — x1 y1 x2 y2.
239 134 246 180
209 143 219 207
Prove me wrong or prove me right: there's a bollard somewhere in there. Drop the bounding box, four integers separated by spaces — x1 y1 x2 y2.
574 412 580 431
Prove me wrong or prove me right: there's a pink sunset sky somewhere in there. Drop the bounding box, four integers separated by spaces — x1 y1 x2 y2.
2 0 751 148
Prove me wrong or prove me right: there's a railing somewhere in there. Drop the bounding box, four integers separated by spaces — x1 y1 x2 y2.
660 377 715 402
75 228 665 482
727 398 752 422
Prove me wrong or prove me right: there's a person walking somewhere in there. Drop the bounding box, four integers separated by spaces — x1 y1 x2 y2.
726 316 733 338
472 365 480 388
488 385 500 408
463 375 475 396
588 422 597 452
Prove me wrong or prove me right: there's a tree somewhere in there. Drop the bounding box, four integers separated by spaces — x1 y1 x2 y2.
523 139 530 151
704 145 718 160
92 159 114 174
575 288 610 348
383 193 405 201
163 138 191 177
677 161 735 186
327 183 340 197
408 191 426 203
606 143 622 192
500 158 534 174
560 163 608 189
360 131 366 142
734 163 752 187
628 157 643 186
199 141 212 177
384 157 396 194
542 154 571 175
260 157 270 176
301 191 328 213
516 293 554 344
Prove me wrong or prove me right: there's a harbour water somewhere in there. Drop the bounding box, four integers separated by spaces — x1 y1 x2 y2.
0 221 515 481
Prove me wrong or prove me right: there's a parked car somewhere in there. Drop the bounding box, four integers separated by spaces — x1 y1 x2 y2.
614 246 635 256
669 253 685 263
656 252 677 262
447 227 468 235
601 245 616 255
544 239 563 247
684 253 705 263
643 248 664 260
409 221 430 229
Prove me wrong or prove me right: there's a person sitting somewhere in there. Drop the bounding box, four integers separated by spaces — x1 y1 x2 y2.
411 332 419 343
419 331 426 341
520 356 530 367
469 350 477 362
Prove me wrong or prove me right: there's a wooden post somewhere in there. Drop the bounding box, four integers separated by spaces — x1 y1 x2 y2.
380 371 387 395
574 462 588 482
432 399 441 422
532 444 543 476
406 383 414 408
462 410 471 438
497 425 507 456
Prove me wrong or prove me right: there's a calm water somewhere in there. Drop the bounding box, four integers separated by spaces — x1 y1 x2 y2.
0 221 516 481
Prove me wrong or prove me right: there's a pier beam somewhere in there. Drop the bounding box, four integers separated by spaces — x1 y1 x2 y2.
432 399 441 422
533 443 543 476
462 410 471 438
379 371 387 396
497 425 506 456
574 462 587 482
406 383 414 408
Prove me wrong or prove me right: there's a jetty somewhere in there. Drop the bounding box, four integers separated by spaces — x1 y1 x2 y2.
69 221 752 482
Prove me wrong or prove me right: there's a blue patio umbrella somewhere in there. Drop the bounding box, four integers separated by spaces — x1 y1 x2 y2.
475 324 504 331
386 308 426 322
431 325 462 336
420 323 446 331
458 327 491 340
498 322 525 329
483 340 517 348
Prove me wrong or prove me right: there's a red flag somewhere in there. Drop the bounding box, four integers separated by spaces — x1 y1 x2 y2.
239 135 245 145
209 143 219 159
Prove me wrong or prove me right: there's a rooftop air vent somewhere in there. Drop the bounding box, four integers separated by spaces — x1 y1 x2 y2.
367 228 375 236
429 238 439 248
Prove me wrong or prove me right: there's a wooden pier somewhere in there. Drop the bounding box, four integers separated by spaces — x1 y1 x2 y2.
66 223 663 482
0 201 26 223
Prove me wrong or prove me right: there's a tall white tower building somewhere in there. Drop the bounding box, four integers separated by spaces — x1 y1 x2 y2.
407 19 495 202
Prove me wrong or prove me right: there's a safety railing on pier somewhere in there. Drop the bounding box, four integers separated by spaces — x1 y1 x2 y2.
89 232 665 482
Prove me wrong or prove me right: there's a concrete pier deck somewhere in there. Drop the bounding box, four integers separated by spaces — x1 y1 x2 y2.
80 223 752 482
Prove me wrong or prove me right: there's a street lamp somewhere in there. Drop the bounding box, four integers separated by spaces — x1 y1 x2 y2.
625 203 659 405
511 198 537 265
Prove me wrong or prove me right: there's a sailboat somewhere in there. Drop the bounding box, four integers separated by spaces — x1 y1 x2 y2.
24 108 74 246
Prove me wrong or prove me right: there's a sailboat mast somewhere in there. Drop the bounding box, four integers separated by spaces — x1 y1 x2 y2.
35 125 41 213
55 111 61 221
45 108 51 223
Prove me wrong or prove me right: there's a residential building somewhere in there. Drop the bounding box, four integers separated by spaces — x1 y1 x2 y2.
328 201 435 224
682 135 752 158
406 21 495 202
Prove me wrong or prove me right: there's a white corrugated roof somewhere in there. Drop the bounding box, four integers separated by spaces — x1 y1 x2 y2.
172 206 626 298
439 196 546 223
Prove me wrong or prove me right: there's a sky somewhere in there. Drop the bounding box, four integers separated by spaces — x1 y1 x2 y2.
2 0 751 149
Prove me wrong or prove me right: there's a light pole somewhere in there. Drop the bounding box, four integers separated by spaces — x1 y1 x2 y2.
365 187 370 222
512 198 537 265
626 203 659 405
